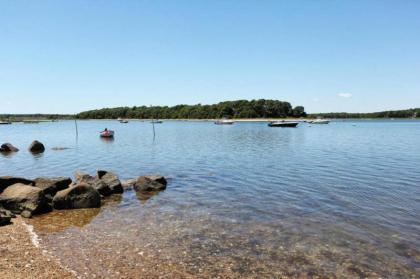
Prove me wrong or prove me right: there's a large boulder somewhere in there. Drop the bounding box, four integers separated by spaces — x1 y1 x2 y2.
97 170 123 194
28 140 45 153
75 171 112 196
0 143 19 153
133 175 167 192
53 183 101 209
0 183 48 217
0 176 34 193
34 177 72 200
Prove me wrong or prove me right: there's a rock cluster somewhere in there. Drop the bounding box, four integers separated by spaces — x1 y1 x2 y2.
0 141 47 154
0 171 167 226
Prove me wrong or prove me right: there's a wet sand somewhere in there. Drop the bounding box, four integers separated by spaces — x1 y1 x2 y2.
0 217 75 279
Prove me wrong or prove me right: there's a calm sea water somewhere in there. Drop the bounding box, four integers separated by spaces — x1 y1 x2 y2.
1 120 419 278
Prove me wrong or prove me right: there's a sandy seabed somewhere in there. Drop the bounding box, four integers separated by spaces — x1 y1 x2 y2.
0 217 75 279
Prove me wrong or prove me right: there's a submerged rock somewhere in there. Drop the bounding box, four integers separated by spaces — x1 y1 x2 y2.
133 175 167 192
34 177 72 200
75 171 112 196
0 143 19 153
97 170 123 194
53 183 101 209
51 147 70 151
0 183 48 217
0 176 34 193
121 179 136 191
29 140 45 153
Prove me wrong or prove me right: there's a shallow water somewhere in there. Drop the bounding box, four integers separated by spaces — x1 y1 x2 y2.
1 120 419 278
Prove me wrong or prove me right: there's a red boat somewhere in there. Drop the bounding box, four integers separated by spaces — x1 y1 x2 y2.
100 130 115 138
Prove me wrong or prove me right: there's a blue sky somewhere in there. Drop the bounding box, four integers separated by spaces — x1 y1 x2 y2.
1 1 419 114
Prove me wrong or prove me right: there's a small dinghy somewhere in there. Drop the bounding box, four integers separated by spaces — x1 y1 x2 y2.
100 130 115 138
119 119 129 123
151 120 163 124
268 121 299 128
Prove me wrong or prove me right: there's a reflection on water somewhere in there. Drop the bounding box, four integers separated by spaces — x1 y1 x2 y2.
2 120 420 278
135 190 161 203
100 136 115 143
30 195 122 233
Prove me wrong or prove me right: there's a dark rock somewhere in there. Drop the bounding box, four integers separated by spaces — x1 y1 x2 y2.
0 176 34 194
97 170 108 179
75 171 112 197
28 140 45 153
53 183 101 209
0 208 14 226
98 171 123 194
0 183 47 216
34 177 72 197
133 175 167 192
0 143 19 153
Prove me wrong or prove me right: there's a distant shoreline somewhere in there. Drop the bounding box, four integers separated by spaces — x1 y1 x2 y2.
2 117 419 123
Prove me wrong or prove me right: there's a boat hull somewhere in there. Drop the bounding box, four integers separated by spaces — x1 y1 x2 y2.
268 122 299 128
310 120 330 124
214 121 234 125
100 131 115 138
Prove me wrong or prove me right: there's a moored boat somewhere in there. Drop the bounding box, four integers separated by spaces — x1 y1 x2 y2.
214 119 234 125
100 130 115 138
268 121 299 128
310 119 330 124
119 119 129 123
0 121 12 125
151 120 163 124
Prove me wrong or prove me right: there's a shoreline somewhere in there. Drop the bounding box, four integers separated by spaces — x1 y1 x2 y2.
55 118 419 122
0 217 75 279
3 118 419 123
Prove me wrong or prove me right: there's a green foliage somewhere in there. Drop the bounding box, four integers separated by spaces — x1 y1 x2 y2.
77 99 307 119
0 114 74 121
309 108 420 119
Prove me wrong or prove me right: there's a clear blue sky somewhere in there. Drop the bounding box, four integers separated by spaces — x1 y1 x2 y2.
1 1 419 114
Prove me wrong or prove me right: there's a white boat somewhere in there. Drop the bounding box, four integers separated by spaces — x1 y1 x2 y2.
0 121 11 125
119 119 129 123
310 119 330 124
214 119 234 125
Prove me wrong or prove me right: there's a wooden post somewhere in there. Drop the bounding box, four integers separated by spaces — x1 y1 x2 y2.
74 118 79 139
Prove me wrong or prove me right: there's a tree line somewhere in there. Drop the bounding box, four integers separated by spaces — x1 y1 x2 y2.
0 114 73 121
309 108 419 119
77 99 307 119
